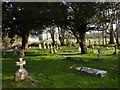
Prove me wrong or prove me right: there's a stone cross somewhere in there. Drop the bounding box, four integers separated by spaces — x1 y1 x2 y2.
98 48 102 59
16 58 26 69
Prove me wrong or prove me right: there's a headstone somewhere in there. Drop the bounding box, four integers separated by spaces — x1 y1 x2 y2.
70 66 107 77
14 58 28 82
78 47 81 52
43 42 46 49
98 48 102 59
19 49 25 58
49 45 53 53
13 47 18 55
39 44 42 49
29 46 32 48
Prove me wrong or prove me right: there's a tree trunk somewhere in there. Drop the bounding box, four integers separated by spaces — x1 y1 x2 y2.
59 36 65 46
22 34 29 50
58 27 65 46
51 35 55 47
79 33 88 54
108 30 115 44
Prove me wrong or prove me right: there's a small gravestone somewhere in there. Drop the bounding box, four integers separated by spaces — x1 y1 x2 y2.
43 42 46 49
49 45 53 53
78 47 81 52
13 47 18 55
70 66 107 77
19 49 25 58
98 48 102 59
14 58 28 82
29 46 32 48
39 44 42 49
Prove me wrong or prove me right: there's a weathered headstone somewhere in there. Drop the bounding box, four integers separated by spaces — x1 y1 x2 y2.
98 48 102 59
13 47 18 55
70 66 107 77
39 44 42 49
29 46 32 48
14 58 28 82
43 42 46 49
78 47 81 52
19 49 25 58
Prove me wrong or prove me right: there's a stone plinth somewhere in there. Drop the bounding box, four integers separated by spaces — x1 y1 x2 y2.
14 68 28 82
70 67 107 77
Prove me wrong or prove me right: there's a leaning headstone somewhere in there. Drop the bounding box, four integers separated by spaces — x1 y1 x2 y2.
70 66 107 77
14 58 28 82
98 48 102 59
39 44 42 49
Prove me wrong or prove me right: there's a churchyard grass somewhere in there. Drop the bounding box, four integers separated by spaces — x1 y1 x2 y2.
2 46 119 88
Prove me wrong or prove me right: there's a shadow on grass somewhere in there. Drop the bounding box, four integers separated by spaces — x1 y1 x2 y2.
25 52 48 56
58 53 80 55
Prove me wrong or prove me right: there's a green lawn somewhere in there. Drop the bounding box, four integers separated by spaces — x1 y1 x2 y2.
2 46 119 88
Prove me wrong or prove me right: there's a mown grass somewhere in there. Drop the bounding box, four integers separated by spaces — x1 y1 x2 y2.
2 46 119 88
